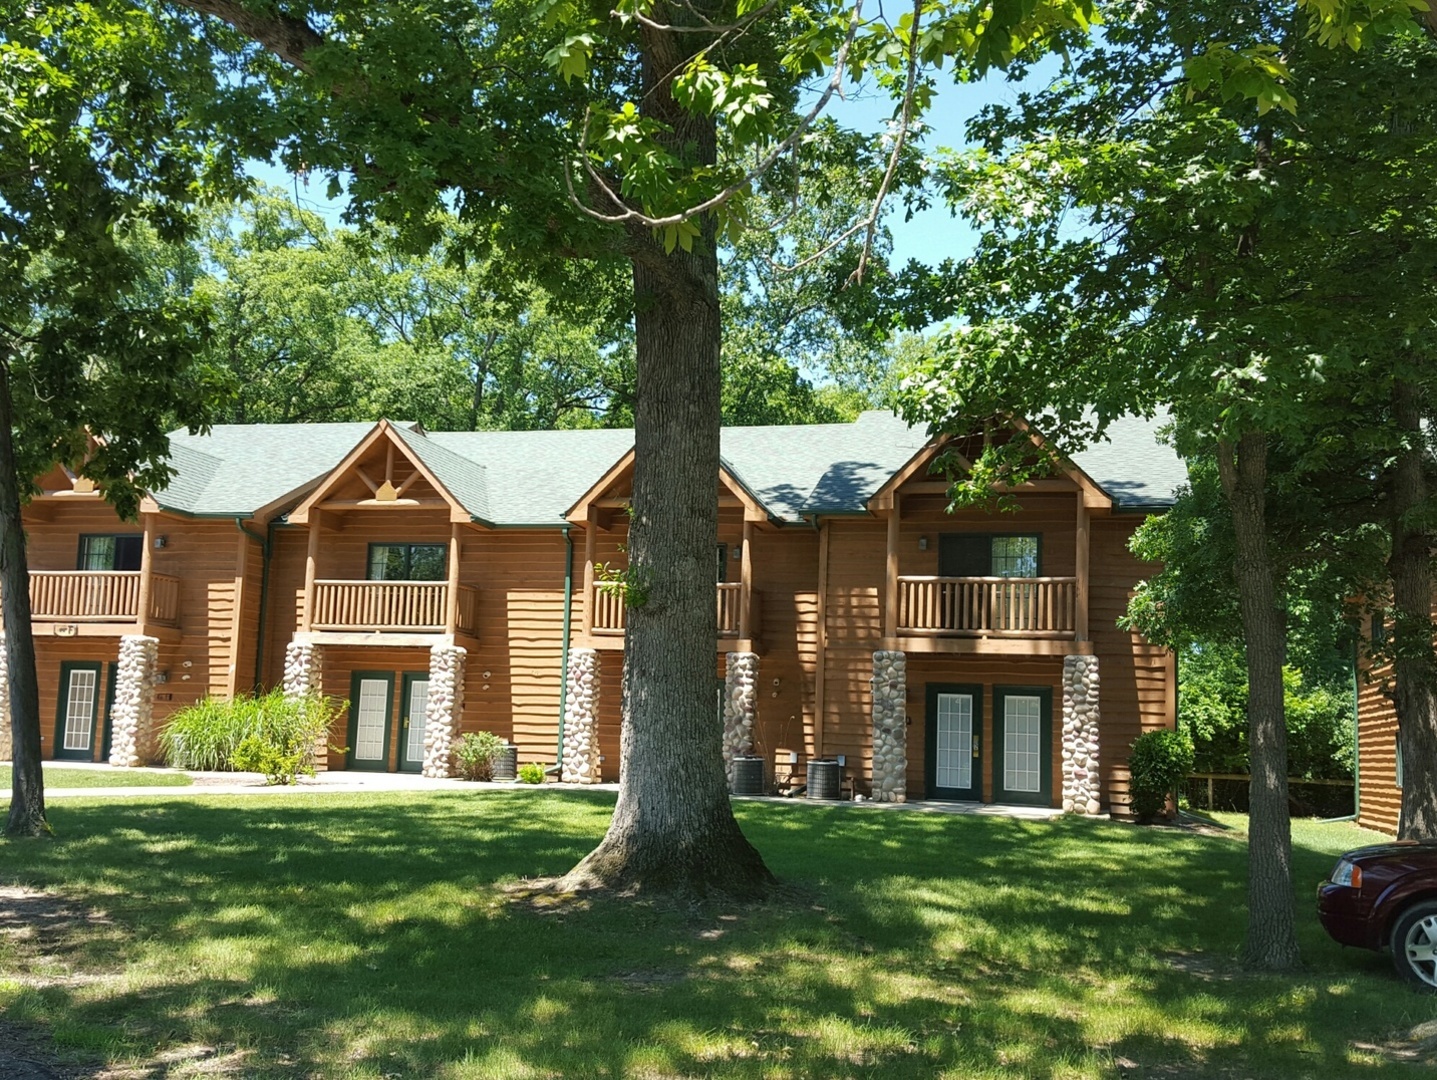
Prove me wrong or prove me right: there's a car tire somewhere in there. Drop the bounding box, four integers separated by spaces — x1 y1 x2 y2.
1391 900 1437 991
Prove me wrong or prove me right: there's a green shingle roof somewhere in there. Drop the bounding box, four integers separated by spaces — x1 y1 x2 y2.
157 411 1183 524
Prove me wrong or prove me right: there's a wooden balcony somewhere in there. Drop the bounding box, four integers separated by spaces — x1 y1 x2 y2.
591 581 759 642
310 580 478 636
28 570 180 627
897 576 1077 639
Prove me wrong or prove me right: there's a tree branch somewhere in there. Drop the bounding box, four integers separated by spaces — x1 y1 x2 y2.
173 0 326 73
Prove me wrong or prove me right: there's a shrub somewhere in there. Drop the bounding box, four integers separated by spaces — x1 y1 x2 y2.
160 689 337 782
517 762 545 784
1128 729 1195 822
453 731 506 781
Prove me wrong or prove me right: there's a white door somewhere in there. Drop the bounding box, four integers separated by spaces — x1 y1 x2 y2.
62 667 98 754
934 692 975 795
404 678 430 767
1003 693 1043 794
352 678 390 765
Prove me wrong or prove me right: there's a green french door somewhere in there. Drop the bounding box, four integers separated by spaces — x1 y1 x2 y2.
346 672 394 771
398 673 430 773
925 683 983 800
993 686 1053 806
54 661 101 761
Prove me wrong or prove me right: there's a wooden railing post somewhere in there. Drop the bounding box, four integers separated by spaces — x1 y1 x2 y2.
302 508 321 632
883 494 900 639
582 508 597 637
445 522 461 636
136 513 155 635
1075 497 1090 642
739 519 753 641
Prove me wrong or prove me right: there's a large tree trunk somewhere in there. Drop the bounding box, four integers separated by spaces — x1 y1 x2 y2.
0 358 48 837
1389 377 1437 839
1217 432 1298 970
559 5 773 898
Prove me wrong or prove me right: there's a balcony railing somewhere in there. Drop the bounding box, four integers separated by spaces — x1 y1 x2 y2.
28 570 180 626
592 581 755 638
897 576 1077 638
311 580 479 635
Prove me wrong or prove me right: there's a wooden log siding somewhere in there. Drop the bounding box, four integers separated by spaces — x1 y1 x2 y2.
27 570 181 626
591 581 750 637
896 576 1077 638
310 580 479 635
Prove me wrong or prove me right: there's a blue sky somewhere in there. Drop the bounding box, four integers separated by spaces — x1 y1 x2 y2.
245 62 1055 270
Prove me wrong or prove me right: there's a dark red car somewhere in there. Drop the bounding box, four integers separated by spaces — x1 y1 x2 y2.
1318 840 1437 989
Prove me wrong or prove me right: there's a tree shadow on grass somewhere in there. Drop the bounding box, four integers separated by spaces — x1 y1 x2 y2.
0 792 1431 1078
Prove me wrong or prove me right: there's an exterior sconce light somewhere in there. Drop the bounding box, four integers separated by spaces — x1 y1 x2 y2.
154 536 168 549
155 670 169 684
731 546 741 560
918 536 928 551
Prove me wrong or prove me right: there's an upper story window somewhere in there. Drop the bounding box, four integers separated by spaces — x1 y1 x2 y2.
716 544 729 583
367 543 447 581
77 534 143 572
939 534 1040 578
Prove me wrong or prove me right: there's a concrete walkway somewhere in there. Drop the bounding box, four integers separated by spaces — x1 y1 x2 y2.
11 762 1075 817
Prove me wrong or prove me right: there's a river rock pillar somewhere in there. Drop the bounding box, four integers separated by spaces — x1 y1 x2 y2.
108 634 159 767
1062 654 1101 814
722 651 759 783
562 647 601 783
871 650 907 802
423 644 466 778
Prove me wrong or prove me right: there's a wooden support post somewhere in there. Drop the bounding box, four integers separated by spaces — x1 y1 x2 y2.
302 508 321 632
815 520 829 759
227 528 249 697
1075 497 1090 642
883 494 901 639
136 512 155 634
445 523 462 635
739 519 753 641
582 508 598 637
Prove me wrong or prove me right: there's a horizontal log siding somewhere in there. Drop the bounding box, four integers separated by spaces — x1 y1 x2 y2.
231 533 265 696
1089 516 1174 815
748 529 820 768
895 493 1077 578
32 638 118 761
264 527 308 689
310 513 453 585
456 530 569 770
316 645 430 771
24 501 135 571
904 654 1064 804
1357 640 1400 834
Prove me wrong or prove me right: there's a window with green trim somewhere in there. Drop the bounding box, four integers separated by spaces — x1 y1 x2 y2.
77 534 143 572
367 543 447 581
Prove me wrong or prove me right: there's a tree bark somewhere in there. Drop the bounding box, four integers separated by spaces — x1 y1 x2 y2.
0 357 49 837
1389 377 1437 839
559 4 772 898
1217 432 1298 970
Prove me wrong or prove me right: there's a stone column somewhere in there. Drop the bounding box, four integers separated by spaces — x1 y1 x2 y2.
423 644 466 778
108 634 159 767
722 651 759 784
0 633 10 762
871 650 907 802
562 647 601 783
282 640 327 770
1062 654 1102 814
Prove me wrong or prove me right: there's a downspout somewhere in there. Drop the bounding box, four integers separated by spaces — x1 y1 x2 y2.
556 525 574 766
234 518 273 694
1319 637 1362 825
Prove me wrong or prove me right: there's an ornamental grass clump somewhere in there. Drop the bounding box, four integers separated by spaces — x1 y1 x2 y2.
1128 729 1195 822
452 731 506 781
160 689 338 783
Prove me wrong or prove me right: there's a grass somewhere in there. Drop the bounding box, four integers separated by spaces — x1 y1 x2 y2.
0 792 1431 1079
0 764 193 788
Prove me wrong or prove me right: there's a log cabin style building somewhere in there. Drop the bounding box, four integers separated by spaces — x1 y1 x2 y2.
1 410 1185 813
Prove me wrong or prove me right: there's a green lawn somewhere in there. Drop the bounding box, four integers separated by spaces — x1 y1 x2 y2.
0 793 1430 1079
0 765 193 788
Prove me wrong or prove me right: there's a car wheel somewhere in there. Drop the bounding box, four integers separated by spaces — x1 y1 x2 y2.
1391 900 1437 991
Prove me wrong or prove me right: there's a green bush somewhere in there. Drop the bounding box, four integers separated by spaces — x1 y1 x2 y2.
517 762 545 784
1128 729 1195 821
453 731 506 781
160 689 337 782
